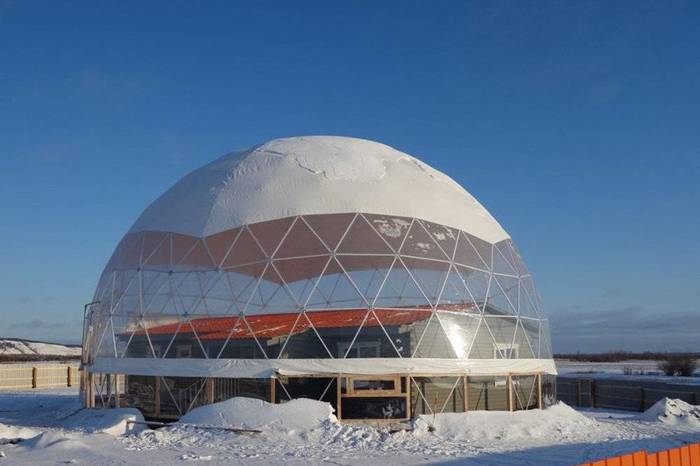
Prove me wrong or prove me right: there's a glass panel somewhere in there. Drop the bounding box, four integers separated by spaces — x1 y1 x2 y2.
341 397 407 420
352 379 395 392
246 265 300 315
363 214 412 252
123 375 158 416
246 313 297 358
400 221 449 261
483 317 518 358
411 313 457 358
402 258 450 306
374 261 431 309
216 317 267 359
513 319 536 359
142 232 170 269
274 218 329 258
412 377 464 414
278 313 331 359
204 228 240 268
454 232 489 269
247 217 295 257
371 309 430 358
303 213 355 251
221 228 267 268
512 375 538 410
336 255 393 305
306 258 367 310
273 256 330 306
436 311 481 359
340 311 401 358
213 378 271 403
419 220 458 260
467 376 509 411
337 215 393 255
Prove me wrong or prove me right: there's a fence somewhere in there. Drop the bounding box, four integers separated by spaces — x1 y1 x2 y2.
0 364 79 390
557 376 700 411
580 441 700 466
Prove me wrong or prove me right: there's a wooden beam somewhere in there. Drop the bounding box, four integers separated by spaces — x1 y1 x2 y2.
464 376 468 412
507 374 514 412
206 378 214 404
270 378 276 404
336 377 343 421
537 373 543 409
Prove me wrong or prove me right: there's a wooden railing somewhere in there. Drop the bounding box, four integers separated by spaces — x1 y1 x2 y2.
580 442 700 466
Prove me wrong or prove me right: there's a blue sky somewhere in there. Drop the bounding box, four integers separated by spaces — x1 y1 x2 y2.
1 1 698 352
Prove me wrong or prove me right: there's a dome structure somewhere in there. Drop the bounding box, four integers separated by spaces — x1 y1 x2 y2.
82 136 554 421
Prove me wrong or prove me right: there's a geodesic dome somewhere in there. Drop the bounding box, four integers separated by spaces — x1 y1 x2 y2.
84 136 554 381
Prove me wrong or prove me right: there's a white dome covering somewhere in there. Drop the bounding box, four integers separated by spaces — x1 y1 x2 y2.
130 136 509 244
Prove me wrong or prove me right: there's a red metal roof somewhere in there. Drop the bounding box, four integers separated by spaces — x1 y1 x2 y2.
138 304 476 341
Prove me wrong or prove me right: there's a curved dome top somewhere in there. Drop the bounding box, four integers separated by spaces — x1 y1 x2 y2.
130 136 509 243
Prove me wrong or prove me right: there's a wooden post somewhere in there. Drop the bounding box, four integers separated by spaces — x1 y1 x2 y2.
507 374 514 412
537 373 543 409
207 378 215 404
67 366 72 387
114 375 120 408
155 377 161 417
336 377 342 421
270 378 276 404
576 380 581 407
32 367 38 389
464 376 469 412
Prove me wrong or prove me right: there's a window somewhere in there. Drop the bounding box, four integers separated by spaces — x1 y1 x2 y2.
494 343 518 359
176 345 192 358
338 341 380 358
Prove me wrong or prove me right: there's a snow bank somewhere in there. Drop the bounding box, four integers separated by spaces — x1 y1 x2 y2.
638 398 700 428
0 339 81 357
178 397 337 432
0 423 38 442
60 408 146 436
415 402 598 442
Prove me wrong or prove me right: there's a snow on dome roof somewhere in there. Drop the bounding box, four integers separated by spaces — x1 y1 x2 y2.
129 136 509 243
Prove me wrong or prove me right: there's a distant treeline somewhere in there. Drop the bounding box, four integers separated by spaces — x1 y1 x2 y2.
0 354 81 363
555 351 700 362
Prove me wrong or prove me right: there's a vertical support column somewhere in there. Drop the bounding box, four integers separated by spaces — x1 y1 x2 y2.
206 378 215 404
67 366 72 387
336 377 343 421
464 375 469 412
576 380 581 407
114 374 120 408
107 373 113 406
270 378 276 404
154 377 161 417
537 373 543 409
32 367 38 389
507 374 514 412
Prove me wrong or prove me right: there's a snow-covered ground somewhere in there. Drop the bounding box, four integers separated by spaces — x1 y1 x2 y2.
0 339 81 357
1 389 699 465
556 359 700 384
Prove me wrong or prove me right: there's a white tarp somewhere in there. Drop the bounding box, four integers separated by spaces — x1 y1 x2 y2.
88 357 556 378
129 136 509 244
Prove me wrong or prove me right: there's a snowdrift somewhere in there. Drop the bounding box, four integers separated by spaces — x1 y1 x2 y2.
178 397 337 432
61 408 147 436
415 402 597 442
638 398 700 428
